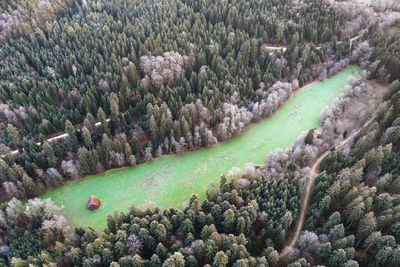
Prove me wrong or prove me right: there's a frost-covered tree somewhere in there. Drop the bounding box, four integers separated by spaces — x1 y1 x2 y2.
298 231 320 252
140 51 186 88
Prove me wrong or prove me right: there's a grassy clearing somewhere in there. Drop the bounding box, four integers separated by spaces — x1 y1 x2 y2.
42 65 360 231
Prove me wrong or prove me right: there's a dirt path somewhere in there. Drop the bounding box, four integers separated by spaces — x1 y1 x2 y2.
266 35 361 55
279 117 374 259
7 119 110 156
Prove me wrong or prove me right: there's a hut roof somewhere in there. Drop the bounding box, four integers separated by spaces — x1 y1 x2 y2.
88 196 100 207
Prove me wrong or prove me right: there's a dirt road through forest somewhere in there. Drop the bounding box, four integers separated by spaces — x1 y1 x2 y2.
279 116 374 259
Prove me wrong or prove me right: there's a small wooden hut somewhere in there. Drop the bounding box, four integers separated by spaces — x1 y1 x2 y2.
88 196 100 211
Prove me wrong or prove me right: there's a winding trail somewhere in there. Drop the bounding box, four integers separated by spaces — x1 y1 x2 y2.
279 116 374 260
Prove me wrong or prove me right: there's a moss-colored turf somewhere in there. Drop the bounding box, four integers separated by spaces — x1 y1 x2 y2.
42 65 360 231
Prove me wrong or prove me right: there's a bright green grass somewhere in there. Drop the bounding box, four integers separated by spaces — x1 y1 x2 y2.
42 65 360 231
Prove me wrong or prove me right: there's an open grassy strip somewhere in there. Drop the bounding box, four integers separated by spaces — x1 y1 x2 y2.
42 65 360 231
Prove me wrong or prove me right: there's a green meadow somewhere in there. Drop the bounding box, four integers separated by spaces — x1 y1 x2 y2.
42 65 360 231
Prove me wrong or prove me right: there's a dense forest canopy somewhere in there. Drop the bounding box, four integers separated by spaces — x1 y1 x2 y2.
0 0 349 142
0 0 399 266
0 0 364 201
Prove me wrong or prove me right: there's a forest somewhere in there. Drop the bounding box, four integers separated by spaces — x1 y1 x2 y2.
0 0 399 266
0 0 357 201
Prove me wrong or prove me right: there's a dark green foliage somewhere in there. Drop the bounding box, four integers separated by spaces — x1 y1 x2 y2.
368 28 400 82
255 178 300 249
320 151 353 174
382 152 400 178
6 233 46 260
0 0 348 142
0 0 354 202
305 128 315 145
0 0 399 266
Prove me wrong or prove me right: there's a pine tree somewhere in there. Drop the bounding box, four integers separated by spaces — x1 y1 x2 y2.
82 126 93 148
97 107 110 135
65 120 78 151
110 97 121 134
213 251 228 267
162 252 185 267
357 212 377 240
149 115 158 141
102 134 112 169
22 173 37 198
78 147 90 174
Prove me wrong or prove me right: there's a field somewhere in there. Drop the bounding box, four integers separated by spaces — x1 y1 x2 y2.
42 65 360 231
